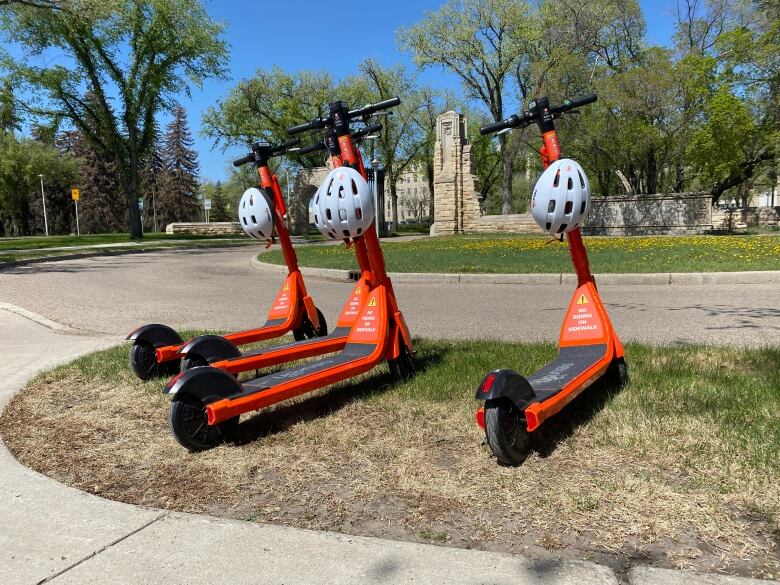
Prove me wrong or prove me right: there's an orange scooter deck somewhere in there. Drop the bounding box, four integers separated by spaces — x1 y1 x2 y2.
203 285 392 425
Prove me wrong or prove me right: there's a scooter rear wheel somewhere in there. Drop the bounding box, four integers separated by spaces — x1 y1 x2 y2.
181 354 209 371
293 308 328 341
388 344 415 382
169 394 239 452
130 341 179 380
484 398 531 466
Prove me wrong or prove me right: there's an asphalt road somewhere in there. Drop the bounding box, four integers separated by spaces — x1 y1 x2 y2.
1 247 778 347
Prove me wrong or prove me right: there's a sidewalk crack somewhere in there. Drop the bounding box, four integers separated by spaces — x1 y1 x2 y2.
37 512 168 584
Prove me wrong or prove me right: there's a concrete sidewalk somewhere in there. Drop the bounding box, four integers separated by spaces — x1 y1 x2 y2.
0 307 773 584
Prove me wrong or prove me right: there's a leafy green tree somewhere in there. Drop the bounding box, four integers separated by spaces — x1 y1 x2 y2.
0 0 227 238
0 133 80 235
0 80 21 135
399 0 535 214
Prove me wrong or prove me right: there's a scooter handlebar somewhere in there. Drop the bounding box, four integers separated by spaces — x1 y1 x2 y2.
348 97 401 119
232 153 254 167
288 118 326 135
552 93 597 114
479 115 523 135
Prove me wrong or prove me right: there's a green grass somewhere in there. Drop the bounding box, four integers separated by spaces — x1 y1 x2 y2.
263 233 780 273
0 232 252 263
4 337 778 575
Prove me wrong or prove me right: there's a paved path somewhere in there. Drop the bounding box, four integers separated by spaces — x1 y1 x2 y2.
1 247 778 346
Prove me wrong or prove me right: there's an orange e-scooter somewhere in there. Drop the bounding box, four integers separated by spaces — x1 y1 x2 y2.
172 123 384 377
127 138 326 380
163 98 414 451
475 94 626 465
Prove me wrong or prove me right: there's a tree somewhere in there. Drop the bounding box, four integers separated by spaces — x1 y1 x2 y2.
1 0 227 237
400 0 542 214
0 80 21 135
0 133 80 235
59 128 126 233
210 180 230 222
157 104 200 226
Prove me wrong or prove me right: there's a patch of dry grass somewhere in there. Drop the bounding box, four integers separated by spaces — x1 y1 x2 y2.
1 339 777 580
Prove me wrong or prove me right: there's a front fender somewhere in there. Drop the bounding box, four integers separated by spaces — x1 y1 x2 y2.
164 366 242 405
475 368 536 410
126 323 183 348
180 335 241 363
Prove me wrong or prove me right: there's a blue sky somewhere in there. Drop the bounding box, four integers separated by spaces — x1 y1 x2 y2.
6 0 680 182
192 0 679 181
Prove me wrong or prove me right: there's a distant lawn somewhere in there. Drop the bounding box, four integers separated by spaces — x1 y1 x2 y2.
263 234 780 273
0 232 252 263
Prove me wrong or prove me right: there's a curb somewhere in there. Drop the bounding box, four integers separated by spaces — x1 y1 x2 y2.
251 254 780 286
0 302 74 332
0 242 255 271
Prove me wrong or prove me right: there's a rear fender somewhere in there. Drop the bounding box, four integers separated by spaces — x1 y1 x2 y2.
126 324 183 348
180 335 241 363
475 368 536 409
164 366 242 405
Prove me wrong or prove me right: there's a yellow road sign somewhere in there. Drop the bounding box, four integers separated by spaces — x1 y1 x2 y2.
71 188 80 201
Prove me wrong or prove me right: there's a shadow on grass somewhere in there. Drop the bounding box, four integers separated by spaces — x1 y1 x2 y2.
230 345 449 446
530 360 626 460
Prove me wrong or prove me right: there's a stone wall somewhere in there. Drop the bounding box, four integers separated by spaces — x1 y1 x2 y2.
584 193 714 235
712 206 780 231
166 222 244 236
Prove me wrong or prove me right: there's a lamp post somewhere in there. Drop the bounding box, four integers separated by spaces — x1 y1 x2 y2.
366 135 381 237
38 174 49 237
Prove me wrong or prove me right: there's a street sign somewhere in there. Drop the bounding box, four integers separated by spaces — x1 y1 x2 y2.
71 188 80 201
204 199 212 210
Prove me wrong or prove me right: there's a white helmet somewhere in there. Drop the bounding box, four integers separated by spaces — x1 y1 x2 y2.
238 187 275 240
531 158 591 235
313 166 374 240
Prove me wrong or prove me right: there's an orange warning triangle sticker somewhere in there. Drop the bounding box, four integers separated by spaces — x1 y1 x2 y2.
368 297 377 307
577 294 589 305
355 286 361 294
283 283 289 291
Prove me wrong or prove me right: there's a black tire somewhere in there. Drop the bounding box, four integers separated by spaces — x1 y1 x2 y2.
484 398 531 466
293 308 328 341
168 393 239 452
181 354 209 371
610 357 628 388
130 341 159 380
388 344 415 382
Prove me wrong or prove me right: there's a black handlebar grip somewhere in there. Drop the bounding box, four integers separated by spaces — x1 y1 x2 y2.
276 137 301 152
297 142 326 155
564 94 597 110
233 153 254 167
287 120 319 135
480 117 515 135
373 96 401 111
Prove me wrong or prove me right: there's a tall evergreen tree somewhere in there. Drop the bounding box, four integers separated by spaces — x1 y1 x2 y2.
59 127 126 234
140 133 165 232
158 104 201 226
210 180 230 221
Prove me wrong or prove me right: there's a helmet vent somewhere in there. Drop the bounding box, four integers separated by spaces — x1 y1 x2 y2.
557 223 568 233
567 177 573 190
326 178 334 196
356 227 362 235
315 195 319 205
343 230 350 237
242 200 246 209
553 170 560 187
339 209 347 221
251 215 257 225
351 179 358 194
547 200 556 213
578 170 585 188
564 201 573 214
581 201 587 214
355 208 362 220
545 221 551 230
314 214 318 224
242 217 247 226
326 208 332 220
249 195 254 206
338 185 345 199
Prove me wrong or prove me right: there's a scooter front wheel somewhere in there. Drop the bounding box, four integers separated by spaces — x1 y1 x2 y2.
181 354 209 371
169 394 239 452
293 308 328 341
484 398 531 466
388 344 415 382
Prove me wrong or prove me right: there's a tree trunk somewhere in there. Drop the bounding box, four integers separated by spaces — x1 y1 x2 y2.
500 134 513 214
391 183 399 232
121 169 143 239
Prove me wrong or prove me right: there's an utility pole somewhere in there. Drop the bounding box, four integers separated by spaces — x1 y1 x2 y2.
38 174 49 236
